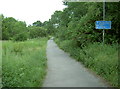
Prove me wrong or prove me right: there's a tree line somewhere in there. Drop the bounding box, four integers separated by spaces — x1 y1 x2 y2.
0 15 53 41
46 2 119 46
0 2 119 44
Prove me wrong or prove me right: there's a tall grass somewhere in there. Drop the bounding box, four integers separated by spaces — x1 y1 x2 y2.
55 39 118 87
2 38 48 87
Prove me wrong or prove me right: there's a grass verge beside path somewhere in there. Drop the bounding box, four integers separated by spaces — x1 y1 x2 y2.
2 38 48 87
55 38 118 87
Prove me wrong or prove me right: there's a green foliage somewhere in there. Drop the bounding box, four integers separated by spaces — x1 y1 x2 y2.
2 38 47 87
28 26 47 38
12 21 28 41
2 17 28 41
13 32 28 41
0 14 3 40
11 43 23 54
50 2 119 45
52 3 119 87
42 21 55 35
33 20 42 27
2 17 17 40
2 16 48 41
55 39 118 87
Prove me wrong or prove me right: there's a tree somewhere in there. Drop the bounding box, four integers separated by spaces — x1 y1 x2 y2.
51 2 119 45
2 17 17 40
33 21 42 27
42 20 55 35
2 17 28 41
0 14 4 40
28 26 47 38
12 21 28 41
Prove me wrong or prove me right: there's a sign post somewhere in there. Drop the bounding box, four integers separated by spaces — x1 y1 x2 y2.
103 0 105 44
95 21 111 42
95 0 111 44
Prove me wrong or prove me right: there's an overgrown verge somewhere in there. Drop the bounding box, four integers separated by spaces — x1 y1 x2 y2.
55 38 118 87
2 38 48 87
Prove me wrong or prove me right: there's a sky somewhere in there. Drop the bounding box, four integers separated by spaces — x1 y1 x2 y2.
0 0 66 25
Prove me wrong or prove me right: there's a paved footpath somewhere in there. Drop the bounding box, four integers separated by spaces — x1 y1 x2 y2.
43 39 108 87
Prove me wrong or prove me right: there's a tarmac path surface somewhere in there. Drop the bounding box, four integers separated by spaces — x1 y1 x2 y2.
43 39 108 87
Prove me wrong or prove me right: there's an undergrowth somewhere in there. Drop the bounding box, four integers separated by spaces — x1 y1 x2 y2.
55 38 118 87
2 38 47 87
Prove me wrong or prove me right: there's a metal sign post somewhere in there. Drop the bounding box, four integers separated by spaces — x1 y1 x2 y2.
103 0 105 44
95 0 111 43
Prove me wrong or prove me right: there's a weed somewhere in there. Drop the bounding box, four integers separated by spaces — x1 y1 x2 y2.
2 38 47 87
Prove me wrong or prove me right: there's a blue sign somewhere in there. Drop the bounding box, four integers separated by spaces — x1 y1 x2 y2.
95 21 111 29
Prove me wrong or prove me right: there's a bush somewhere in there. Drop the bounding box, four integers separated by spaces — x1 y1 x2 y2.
28 26 47 39
13 33 28 41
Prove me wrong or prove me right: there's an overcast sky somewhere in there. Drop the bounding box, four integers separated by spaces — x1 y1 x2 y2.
0 0 66 25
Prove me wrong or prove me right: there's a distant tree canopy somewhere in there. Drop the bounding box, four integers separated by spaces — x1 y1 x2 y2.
1 2 119 43
28 26 47 38
33 20 42 27
1 16 48 41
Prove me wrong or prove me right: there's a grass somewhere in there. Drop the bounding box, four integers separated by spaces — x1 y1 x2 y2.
55 38 118 87
2 38 48 87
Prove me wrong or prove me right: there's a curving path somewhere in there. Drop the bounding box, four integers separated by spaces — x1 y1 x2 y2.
43 39 108 87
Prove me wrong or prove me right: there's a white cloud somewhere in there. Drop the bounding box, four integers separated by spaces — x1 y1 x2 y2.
0 0 66 25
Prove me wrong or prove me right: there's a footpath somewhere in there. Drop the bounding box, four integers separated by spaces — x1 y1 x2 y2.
43 39 108 87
